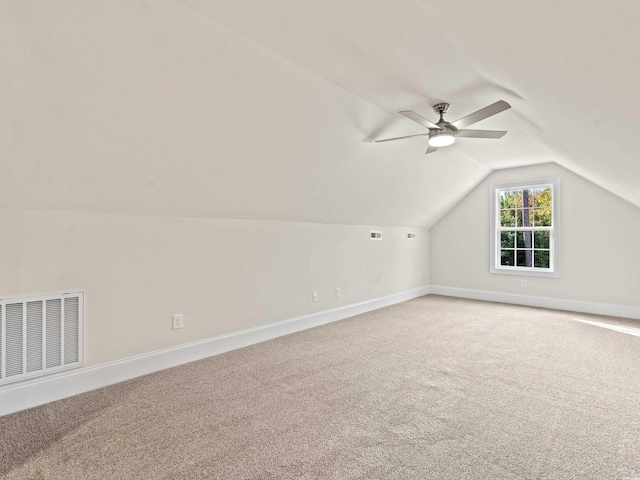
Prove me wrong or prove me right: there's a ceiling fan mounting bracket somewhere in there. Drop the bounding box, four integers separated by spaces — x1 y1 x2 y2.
433 103 450 115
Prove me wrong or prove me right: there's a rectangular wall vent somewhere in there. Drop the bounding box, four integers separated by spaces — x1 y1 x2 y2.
407 232 416 239
1 292 83 386
370 231 382 240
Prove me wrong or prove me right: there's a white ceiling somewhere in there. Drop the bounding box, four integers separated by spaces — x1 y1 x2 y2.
1 0 638 227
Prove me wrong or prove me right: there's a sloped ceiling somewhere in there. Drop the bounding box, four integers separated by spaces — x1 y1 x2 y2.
0 0 637 227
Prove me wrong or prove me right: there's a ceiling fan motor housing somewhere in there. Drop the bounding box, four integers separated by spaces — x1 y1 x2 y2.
429 103 456 146
429 125 456 146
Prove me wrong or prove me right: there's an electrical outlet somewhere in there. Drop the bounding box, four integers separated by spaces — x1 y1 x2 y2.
336 287 341 298
172 314 184 330
312 291 318 302
521 280 527 287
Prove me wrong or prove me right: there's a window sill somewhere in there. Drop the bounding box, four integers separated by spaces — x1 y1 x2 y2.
490 266 560 278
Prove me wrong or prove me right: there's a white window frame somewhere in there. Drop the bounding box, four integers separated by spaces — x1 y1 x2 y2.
490 178 560 277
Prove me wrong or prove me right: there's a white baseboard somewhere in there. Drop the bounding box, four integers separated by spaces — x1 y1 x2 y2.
9 284 634 417
430 285 640 320
0 286 430 417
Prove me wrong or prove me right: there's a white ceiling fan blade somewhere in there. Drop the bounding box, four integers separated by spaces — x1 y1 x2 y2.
456 129 507 139
375 133 429 143
450 100 511 129
425 145 439 154
399 110 441 130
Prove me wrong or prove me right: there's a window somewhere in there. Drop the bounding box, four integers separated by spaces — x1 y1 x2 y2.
490 179 559 276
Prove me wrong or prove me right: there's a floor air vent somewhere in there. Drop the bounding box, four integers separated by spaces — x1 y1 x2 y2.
1 292 83 386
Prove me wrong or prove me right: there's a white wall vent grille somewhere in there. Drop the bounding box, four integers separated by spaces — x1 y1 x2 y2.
1 292 83 386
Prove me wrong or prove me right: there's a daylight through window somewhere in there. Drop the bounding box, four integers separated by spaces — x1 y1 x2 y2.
490 179 559 276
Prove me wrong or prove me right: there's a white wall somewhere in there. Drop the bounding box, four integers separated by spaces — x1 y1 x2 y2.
0 208 429 368
430 163 640 308
0 0 490 229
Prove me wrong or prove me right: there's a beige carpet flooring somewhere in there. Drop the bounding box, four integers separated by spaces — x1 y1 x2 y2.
1 295 640 479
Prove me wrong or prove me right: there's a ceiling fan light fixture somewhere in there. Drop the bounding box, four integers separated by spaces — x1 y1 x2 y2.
429 132 455 147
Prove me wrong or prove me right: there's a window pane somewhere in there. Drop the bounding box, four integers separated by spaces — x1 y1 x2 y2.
534 231 550 249
534 250 550 268
500 190 522 209
517 208 533 227
501 209 516 227
501 231 515 248
517 250 533 267
533 207 552 226
517 231 533 248
533 187 552 207
522 189 534 208
500 250 515 266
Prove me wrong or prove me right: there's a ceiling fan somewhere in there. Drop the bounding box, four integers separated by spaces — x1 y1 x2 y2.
376 100 511 154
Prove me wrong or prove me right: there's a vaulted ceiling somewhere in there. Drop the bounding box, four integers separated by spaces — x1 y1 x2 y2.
1 0 638 227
